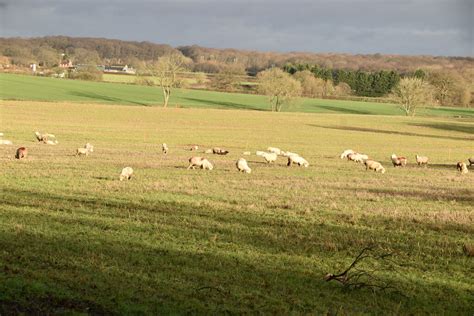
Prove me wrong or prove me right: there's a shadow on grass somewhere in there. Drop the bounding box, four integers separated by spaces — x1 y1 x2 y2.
428 107 474 117
316 105 373 115
0 187 472 314
180 97 266 111
70 91 149 106
408 122 474 135
309 125 473 141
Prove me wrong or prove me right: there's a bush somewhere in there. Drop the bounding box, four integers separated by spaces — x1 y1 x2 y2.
135 76 155 86
68 66 103 81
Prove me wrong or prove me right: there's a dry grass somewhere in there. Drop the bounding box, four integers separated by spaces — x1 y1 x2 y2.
0 101 473 314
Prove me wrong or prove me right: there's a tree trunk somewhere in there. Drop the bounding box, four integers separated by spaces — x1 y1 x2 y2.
163 87 170 107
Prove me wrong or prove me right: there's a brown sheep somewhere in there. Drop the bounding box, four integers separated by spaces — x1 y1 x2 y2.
15 147 28 159
391 154 407 167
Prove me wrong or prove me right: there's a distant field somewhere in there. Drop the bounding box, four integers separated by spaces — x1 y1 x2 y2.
0 100 473 314
1 73 473 117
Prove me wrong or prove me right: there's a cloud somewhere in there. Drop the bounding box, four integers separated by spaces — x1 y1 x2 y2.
0 0 472 56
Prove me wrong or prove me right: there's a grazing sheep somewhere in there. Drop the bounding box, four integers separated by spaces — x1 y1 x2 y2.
162 143 168 154
76 143 94 156
391 154 407 167
242 151 251 156
212 147 229 155
120 167 134 181
15 147 28 159
204 149 213 154
85 143 94 153
347 153 368 163
415 155 428 166
364 159 386 174
287 155 309 167
189 145 199 151
236 158 252 173
281 151 299 158
35 131 58 144
457 162 468 174
0 139 12 145
340 149 355 159
256 151 277 163
468 157 474 166
188 157 213 170
0 132 3 137
267 147 282 155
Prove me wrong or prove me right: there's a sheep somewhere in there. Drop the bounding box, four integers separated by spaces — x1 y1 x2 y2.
457 162 468 174
242 151 251 156
287 155 309 167
85 143 94 153
204 149 213 154
391 154 407 167
15 147 28 159
256 151 277 163
120 167 134 181
415 155 428 166
347 153 368 163
187 157 213 170
189 145 199 151
76 143 94 156
340 149 355 159
34 131 58 144
0 132 3 137
162 143 168 154
364 159 386 174
236 158 252 173
212 147 229 155
468 157 474 166
267 147 282 155
281 151 299 158
0 139 12 145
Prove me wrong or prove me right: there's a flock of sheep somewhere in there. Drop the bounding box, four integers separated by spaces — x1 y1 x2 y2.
341 149 472 174
2 131 472 180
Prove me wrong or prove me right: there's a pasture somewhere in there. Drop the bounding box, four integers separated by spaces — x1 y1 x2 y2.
0 99 473 314
1 73 474 117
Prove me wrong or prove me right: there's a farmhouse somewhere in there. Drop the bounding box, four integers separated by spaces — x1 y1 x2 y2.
104 64 136 74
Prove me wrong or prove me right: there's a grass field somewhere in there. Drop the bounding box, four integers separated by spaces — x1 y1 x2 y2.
0 98 473 314
2 73 474 117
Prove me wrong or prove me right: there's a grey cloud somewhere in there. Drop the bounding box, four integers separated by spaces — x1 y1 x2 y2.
0 0 472 56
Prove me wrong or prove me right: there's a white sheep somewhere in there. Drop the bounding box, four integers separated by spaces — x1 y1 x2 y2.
204 149 213 154
0 139 12 145
162 143 169 154
267 147 282 155
457 162 468 174
188 157 213 170
340 149 355 159
364 160 386 174
468 157 474 166
76 143 94 156
189 145 199 151
287 155 309 167
35 131 58 144
281 151 299 158
236 158 252 173
415 155 428 166
242 151 251 156
347 153 368 163
120 167 134 181
256 151 277 163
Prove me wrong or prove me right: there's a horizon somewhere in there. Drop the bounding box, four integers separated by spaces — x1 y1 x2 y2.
0 0 472 57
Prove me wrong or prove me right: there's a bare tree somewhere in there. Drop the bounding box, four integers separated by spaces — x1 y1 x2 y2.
257 68 302 112
392 77 433 116
148 53 190 107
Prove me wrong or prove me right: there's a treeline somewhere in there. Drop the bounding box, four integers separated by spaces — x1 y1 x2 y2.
1 36 473 76
284 63 401 97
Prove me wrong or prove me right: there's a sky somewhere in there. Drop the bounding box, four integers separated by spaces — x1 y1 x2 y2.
0 0 472 56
